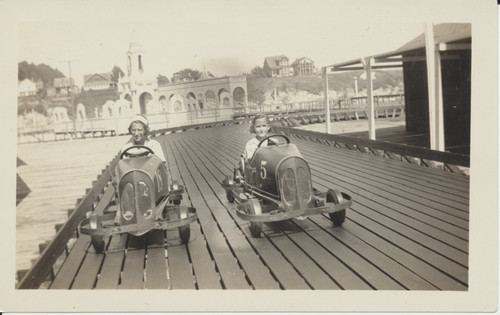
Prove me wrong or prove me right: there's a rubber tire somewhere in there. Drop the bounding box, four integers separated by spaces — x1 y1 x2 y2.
226 175 235 186
247 199 263 238
224 175 235 203
226 191 235 203
327 189 346 226
91 235 105 254
178 205 190 244
89 214 105 253
179 226 190 244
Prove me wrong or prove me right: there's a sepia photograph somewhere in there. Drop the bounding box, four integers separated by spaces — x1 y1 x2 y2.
0 0 497 312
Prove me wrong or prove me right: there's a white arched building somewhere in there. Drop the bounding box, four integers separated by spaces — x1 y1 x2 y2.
117 42 248 129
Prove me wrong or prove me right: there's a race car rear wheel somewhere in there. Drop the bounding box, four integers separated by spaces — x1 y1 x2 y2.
178 206 191 244
247 199 263 238
91 235 105 254
327 189 346 226
224 176 235 203
89 214 105 253
226 191 235 203
179 226 191 244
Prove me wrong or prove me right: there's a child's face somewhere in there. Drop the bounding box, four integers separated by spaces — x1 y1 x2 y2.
130 122 147 144
254 117 270 140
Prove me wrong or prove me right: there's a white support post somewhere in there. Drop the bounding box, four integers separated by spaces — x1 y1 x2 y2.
354 76 358 96
425 23 445 151
323 67 331 134
435 47 445 150
363 57 376 140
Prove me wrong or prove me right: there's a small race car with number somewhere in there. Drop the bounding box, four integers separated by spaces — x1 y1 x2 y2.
79 145 197 253
221 134 352 237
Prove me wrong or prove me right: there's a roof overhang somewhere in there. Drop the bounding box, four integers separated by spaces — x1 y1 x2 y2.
325 23 471 73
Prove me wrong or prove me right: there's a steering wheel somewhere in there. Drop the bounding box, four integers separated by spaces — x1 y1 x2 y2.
257 134 290 148
120 145 155 159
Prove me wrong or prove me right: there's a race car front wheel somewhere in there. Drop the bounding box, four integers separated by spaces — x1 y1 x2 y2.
247 199 263 238
327 189 346 226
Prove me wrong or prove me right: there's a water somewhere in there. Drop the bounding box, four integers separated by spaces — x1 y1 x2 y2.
16 135 128 273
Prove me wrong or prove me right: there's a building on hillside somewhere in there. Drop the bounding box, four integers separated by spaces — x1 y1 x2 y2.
34 79 44 91
83 73 117 91
18 79 38 97
292 57 316 76
54 77 76 95
46 87 56 97
263 55 293 77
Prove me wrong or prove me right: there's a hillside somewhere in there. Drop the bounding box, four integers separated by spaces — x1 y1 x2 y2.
74 89 120 118
18 62 120 118
18 61 65 88
246 69 404 105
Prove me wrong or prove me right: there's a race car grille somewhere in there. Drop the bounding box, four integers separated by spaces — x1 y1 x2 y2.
279 157 313 210
119 171 155 224
281 168 296 206
296 165 312 204
121 183 135 222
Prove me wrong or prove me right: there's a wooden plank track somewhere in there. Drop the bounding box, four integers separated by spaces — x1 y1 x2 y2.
48 123 468 290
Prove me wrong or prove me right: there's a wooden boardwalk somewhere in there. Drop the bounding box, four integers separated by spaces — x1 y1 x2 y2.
41 123 469 290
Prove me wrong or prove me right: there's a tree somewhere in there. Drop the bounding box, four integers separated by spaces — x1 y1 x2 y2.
157 74 170 85
18 61 65 87
250 65 266 78
173 68 201 81
111 65 125 82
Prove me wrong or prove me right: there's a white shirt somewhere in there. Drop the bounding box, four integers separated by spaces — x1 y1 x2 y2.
121 138 166 162
245 137 268 160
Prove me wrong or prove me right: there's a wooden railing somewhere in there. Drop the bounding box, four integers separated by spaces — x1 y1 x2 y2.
273 126 469 172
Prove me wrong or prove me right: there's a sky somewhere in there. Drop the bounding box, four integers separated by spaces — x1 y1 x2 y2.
12 0 435 87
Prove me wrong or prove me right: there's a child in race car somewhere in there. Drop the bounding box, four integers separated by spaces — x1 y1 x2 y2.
244 113 272 160
234 113 280 183
114 115 167 224
120 114 166 162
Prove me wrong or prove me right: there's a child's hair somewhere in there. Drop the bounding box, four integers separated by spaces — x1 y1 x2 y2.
128 114 150 135
249 113 271 134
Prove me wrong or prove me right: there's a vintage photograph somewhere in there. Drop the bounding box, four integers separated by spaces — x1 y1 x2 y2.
1 0 497 312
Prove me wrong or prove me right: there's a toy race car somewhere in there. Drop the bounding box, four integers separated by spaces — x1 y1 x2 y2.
79 145 197 253
221 135 352 237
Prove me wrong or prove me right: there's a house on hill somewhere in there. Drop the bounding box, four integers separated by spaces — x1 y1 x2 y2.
292 57 316 76
18 79 38 97
54 77 75 95
34 79 44 91
263 55 293 77
83 73 117 91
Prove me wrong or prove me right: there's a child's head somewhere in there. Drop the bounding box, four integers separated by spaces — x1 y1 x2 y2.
250 113 271 140
128 114 150 144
